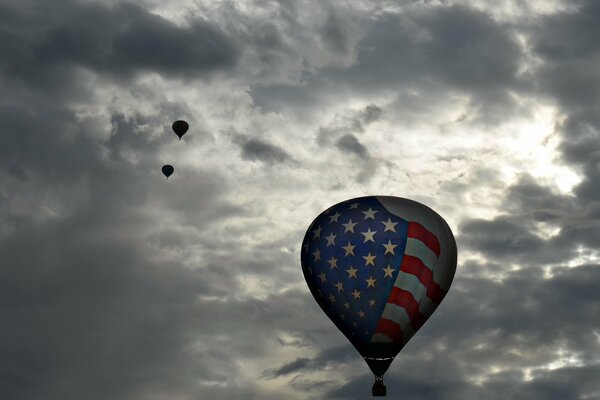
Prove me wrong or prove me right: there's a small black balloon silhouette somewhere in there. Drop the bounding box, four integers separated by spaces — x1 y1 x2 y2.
162 165 174 179
172 120 189 140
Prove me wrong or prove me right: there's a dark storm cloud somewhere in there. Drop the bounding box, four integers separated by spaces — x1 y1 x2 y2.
460 216 547 260
317 103 383 146
0 215 314 400
456 0 600 272
502 175 579 220
457 170 600 267
251 4 528 124
262 357 313 378
0 0 237 84
362 104 383 124
233 135 291 164
320 7 353 55
262 345 357 379
557 113 600 201
0 217 208 399
314 104 383 183
0 106 309 399
0 89 249 397
336 134 369 158
327 365 600 400
0 4 250 394
528 0 600 203
531 1 600 64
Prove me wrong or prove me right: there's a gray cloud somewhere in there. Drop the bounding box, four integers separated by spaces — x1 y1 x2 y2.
234 135 291 164
262 345 357 380
526 0 600 207
314 104 383 183
252 4 529 126
0 0 237 86
502 174 579 220
455 0 600 272
2 0 600 399
336 134 369 158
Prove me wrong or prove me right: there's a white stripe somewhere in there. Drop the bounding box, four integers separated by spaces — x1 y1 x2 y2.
394 271 438 317
394 271 426 301
404 237 437 270
381 303 411 328
371 304 416 343
371 333 393 343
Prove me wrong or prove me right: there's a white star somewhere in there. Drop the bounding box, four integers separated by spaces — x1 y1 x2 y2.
329 211 341 223
346 266 358 278
362 208 378 219
365 276 376 288
383 265 395 278
351 289 361 299
362 252 376 266
312 249 321 261
368 299 376 307
383 240 398 255
382 218 398 232
358 310 366 318
312 225 322 239
328 294 336 303
334 281 344 292
327 256 338 269
349 202 360 209
342 241 355 256
343 302 350 309
361 228 377 243
318 272 327 283
325 232 337 247
342 219 357 233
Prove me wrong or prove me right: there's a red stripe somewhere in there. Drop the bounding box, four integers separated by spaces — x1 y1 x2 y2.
399 255 447 304
374 318 404 343
407 222 440 256
388 287 420 319
387 287 427 331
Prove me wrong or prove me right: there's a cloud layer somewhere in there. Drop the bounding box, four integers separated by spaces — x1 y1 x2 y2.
1 0 599 399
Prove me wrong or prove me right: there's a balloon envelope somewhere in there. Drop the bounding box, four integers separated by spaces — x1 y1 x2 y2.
301 196 457 377
161 164 174 178
172 120 189 139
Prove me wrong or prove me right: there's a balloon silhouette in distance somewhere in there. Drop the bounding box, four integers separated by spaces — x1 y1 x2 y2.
172 120 189 140
162 164 174 179
301 196 457 397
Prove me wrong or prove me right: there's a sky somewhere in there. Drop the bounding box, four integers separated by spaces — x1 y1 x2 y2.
1 0 599 399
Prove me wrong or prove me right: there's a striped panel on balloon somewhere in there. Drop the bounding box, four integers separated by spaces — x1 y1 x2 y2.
372 221 444 344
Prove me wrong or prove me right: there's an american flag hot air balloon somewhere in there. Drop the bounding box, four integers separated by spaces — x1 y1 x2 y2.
301 196 457 396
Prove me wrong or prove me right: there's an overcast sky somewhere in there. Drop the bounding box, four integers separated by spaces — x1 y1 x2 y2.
1 0 599 399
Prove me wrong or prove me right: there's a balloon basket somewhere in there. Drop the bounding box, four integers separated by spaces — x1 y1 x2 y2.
372 376 386 396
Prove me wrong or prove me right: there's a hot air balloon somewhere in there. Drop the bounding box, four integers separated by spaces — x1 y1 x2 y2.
162 164 174 179
172 120 189 140
300 196 457 396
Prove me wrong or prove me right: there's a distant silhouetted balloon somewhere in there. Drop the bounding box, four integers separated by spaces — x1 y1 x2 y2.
172 120 189 140
162 165 174 179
